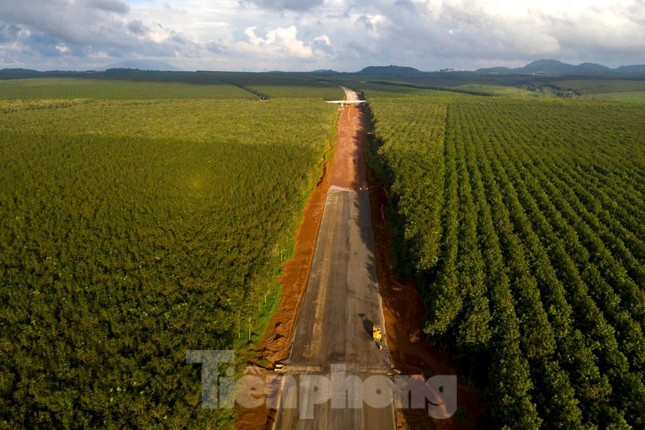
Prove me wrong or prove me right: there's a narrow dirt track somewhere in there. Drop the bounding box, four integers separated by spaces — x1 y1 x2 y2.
329 89 368 190
272 88 396 429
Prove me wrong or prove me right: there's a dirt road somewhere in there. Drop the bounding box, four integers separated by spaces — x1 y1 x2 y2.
273 89 396 429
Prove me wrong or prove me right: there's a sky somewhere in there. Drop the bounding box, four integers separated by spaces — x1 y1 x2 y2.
0 0 644 72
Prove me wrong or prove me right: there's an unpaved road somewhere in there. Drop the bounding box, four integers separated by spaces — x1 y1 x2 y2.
273 88 396 429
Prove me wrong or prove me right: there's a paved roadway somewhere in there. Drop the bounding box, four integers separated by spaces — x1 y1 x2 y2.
273 90 396 429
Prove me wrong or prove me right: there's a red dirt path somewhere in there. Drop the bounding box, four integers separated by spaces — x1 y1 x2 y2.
237 101 482 429
330 104 366 190
255 102 365 370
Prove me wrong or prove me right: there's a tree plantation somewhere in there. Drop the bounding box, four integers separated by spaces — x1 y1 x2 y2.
0 83 338 428
368 94 645 429
2 72 645 429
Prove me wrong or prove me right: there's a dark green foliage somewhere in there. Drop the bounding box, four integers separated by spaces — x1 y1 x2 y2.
0 78 253 100
0 88 337 428
369 94 645 429
0 74 342 101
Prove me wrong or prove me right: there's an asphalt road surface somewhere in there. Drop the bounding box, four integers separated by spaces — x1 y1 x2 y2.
273 91 396 429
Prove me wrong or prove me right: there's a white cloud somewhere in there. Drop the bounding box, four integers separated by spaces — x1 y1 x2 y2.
312 34 333 55
244 0 324 11
238 26 313 58
55 43 70 53
0 0 644 71
355 0 645 68
356 14 389 39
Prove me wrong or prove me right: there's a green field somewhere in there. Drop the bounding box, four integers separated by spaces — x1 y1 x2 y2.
368 93 645 429
553 79 645 94
0 80 338 428
207 72 343 99
585 91 645 103
0 73 343 101
455 84 541 97
0 78 255 100
2 71 645 429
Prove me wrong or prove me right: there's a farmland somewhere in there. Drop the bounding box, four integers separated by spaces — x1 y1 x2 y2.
2 69 645 429
0 73 342 101
0 79 339 428
368 93 645 428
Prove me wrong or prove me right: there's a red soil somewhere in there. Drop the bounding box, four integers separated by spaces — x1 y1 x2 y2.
330 104 366 190
237 103 482 429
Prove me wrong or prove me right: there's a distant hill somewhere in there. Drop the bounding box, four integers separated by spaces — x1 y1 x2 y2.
101 60 182 72
477 59 644 75
516 59 579 74
0 68 43 79
311 69 339 74
575 62 612 74
616 64 645 74
357 65 422 75
476 66 512 74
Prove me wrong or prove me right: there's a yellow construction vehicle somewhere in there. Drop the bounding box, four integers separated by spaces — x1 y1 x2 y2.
373 326 383 350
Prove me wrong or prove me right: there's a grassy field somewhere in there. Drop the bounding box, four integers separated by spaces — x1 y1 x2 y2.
553 78 645 94
584 91 645 103
3 70 644 429
367 91 645 429
0 78 254 100
208 72 343 99
0 73 344 101
454 84 541 97
0 79 337 428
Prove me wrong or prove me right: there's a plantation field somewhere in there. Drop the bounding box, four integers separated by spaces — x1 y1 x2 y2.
208 72 343 99
0 78 254 100
553 79 645 94
0 73 343 101
0 81 337 428
454 84 540 97
368 94 645 428
585 91 645 104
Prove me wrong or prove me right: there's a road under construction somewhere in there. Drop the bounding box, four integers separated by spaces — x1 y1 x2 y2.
273 88 396 430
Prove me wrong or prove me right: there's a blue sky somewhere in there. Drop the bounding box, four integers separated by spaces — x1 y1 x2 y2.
0 0 644 71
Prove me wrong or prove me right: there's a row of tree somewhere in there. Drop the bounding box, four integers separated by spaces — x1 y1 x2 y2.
0 94 337 428
369 95 645 428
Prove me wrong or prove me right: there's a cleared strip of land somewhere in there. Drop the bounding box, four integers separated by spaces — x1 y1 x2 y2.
274 89 395 429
